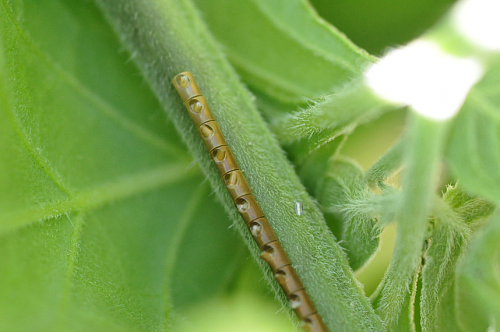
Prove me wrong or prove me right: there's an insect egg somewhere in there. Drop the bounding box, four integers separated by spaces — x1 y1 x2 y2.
295 202 303 216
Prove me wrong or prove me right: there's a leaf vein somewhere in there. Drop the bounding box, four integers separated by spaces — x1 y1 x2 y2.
0 161 196 234
57 211 86 328
161 185 207 329
5 8 183 156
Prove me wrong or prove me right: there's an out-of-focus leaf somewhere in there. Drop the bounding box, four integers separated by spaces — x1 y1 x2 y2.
456 212 500 331
295 136 346 192
447 61 500 205
318 158 379 270
174 259 299 332
175 291 299 332
309 0 458 56
0 0 246 330
192 0 374 106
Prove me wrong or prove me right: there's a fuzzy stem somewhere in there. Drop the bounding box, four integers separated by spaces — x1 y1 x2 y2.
376 112 448 328
94 0 384 330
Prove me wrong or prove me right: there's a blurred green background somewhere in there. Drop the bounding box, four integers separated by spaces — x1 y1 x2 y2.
310 0 457 56
175 0 457 330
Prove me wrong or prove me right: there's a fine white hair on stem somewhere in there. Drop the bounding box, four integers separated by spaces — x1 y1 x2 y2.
453 0 500 51
364 40 483 121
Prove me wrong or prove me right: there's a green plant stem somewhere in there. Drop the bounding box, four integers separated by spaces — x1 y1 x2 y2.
94 0 384 330
365 136 405 188
376 112 448 328
271 79 392 144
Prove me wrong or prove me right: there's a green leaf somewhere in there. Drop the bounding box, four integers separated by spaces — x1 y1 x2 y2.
420 185 494 332
174 259 299 331
420 223 464 332
318 158 380 270
456 212 500 331
0 0 246 330
395 266 420 332
309 0 458 56
370 263 420 332
192 0 374 105
447 60 500 205
295 136 346 191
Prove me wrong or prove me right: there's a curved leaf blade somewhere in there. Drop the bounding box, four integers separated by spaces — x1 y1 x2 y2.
192 0 374 105
447 61 500 205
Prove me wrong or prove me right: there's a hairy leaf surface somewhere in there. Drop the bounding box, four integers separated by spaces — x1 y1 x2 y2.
420 186 494 332
0 1 246 330
319 158 380 270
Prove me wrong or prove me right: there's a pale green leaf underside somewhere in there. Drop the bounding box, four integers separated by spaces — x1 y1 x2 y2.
457 213 500 331
0 1 246 330
447 60 500 204
444 60 500 329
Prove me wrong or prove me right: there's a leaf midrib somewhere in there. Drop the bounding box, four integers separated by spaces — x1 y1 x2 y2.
2 2 198 236
4 4 184 157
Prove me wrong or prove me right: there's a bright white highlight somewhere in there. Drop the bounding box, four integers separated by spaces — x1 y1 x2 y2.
454 0 500 51
365 40 483 121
